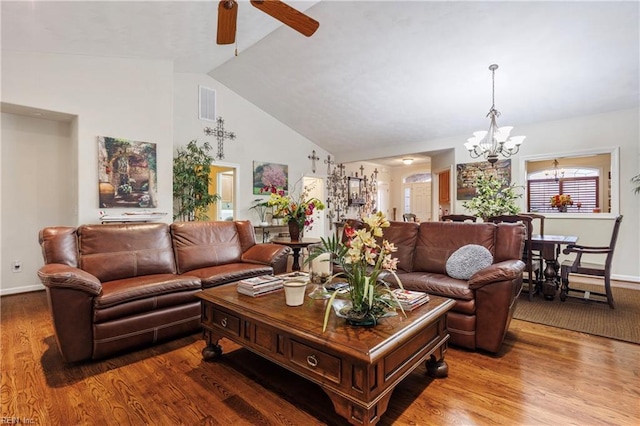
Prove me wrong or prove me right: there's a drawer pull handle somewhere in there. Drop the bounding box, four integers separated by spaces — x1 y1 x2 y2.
307 355 318 367
221 317 228 328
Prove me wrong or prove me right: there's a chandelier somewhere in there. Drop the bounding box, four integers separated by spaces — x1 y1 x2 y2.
545 159 565 182
464 64 525 165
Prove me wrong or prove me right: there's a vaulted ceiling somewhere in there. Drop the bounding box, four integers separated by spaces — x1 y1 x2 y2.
3 1 638 164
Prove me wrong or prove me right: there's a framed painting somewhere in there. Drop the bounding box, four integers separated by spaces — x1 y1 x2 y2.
98 136 157 208
253 161 288 195
456 159 511 200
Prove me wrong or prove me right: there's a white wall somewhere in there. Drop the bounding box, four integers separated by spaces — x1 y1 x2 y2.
173 73 330 225
1 113 75 293
1 51 174 294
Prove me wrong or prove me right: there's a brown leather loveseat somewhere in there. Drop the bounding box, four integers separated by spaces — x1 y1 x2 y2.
374 220 526 353
37 220 290 363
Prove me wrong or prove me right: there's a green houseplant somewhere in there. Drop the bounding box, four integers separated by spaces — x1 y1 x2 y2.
173 140 220 221
463 174 522 221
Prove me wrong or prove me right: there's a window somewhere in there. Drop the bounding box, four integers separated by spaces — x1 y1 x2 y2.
528 175 599 213
523 150 616 215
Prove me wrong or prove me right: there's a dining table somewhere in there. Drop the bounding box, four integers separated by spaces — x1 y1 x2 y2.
531 234 579 300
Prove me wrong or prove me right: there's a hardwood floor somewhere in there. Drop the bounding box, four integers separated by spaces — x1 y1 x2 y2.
1 289 638 425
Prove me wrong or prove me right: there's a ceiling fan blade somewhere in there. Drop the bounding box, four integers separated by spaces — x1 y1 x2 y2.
250 0 319 37
217 0 238 45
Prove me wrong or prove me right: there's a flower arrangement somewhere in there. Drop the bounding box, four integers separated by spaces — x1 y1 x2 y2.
308 212 406 332
264 181 325 231
550 194 573 208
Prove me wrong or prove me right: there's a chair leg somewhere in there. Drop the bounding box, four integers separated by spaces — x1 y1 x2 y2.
528 270 534 301
604 276 615 309
560 267 569 302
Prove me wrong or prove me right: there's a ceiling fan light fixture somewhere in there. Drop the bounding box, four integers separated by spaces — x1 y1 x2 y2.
402 158 414 165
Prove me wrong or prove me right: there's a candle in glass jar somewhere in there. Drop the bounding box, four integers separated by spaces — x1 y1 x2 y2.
311 252 331 276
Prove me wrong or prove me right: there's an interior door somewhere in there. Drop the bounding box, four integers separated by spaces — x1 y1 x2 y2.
302 176 325 238
377 181 390 218
405 182 431 222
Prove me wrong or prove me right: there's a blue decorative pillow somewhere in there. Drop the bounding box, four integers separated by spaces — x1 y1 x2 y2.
445 244 493 280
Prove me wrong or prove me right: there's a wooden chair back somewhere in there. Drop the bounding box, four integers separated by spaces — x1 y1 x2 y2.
560 215 623 308
402 213 417 222
487 214 538 300
441 214 477 222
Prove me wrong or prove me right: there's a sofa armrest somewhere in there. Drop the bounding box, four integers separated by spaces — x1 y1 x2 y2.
37 264 101 363
468 260 525 289
241 243 292 275
37 263 102 295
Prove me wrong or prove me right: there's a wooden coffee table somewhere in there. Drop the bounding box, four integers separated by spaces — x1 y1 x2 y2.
196 285 455 425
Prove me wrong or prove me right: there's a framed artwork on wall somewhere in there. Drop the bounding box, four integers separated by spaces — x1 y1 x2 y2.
98 136 157 208
456 159 511 200
253 161 288 195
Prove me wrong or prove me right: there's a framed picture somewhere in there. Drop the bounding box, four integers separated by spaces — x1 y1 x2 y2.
98 136 157 208
253 161 288 195
456 159 511 200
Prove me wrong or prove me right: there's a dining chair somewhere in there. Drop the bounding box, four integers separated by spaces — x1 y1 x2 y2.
560 215 623 309
521 213 546 280
402 213 417 222
487 214 540 301
441 214 477 222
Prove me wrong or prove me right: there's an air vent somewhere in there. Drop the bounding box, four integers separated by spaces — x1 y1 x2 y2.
199 86 216 122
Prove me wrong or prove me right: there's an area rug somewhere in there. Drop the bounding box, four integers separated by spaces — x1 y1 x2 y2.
513 283 640 344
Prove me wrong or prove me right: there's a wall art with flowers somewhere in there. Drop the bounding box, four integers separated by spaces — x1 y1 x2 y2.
98 136 157 208
252 161 288 195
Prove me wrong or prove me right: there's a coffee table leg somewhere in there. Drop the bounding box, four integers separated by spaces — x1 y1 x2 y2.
426 354 448 378
202 329 223 360
323 389 393 426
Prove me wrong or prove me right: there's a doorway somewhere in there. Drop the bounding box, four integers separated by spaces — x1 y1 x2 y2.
302 176 325 238
208 164 237 221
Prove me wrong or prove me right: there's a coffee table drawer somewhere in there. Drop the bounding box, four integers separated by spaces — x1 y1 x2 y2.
290 340 341 384
206 307 240 337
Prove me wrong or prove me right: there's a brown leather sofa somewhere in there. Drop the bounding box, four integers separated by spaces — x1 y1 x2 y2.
37 221 291 363
357 220 526 353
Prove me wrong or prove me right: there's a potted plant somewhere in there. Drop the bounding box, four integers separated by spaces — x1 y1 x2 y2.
250 199 271 226
632 174 640 195
173 140 220 221
463 174 522 220
307 212 407 331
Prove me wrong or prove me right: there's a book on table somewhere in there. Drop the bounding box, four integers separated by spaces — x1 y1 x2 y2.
391 288 430 311
237 275 284 297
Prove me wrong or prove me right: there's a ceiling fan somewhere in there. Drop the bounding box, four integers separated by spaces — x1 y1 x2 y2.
217 0 320 45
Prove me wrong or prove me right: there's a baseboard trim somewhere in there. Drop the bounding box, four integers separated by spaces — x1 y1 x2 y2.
0 284 45 297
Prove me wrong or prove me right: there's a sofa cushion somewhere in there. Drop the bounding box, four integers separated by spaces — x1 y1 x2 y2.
380 221 420 272
171 221 243 274
446 244 493 280
93 274 202 322
186 263 274 288
78 223 176 282
413 222 496 274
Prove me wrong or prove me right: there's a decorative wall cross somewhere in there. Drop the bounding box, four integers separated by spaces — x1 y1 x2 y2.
308 150 320 173
204 116 236 160
324 155 335 174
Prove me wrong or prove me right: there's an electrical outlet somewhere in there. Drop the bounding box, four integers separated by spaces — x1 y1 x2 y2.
12 260 22 273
